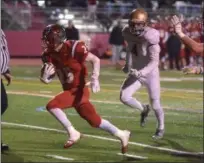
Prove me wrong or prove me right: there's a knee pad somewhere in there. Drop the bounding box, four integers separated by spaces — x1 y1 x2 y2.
76 102 101 128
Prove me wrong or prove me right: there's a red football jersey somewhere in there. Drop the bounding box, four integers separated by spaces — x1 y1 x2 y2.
42 40 89 90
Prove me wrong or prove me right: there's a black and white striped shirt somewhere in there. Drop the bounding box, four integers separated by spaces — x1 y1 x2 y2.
1 29 10 74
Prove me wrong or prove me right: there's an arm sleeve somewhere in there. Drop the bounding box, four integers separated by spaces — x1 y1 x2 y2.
139 44 160 76
180 36 203 54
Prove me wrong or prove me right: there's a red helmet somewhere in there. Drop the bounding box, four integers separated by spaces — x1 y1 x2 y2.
41 24 66 49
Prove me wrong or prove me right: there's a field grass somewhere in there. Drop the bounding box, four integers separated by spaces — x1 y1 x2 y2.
1 64 203 162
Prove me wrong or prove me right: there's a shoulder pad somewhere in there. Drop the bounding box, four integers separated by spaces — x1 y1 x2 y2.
122 25 129 36
144 27 160 45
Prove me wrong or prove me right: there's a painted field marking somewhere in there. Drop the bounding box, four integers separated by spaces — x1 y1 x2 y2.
46 154 74 161
36 108 199 118
7 81 204 100
13 76 203 94
117 153 148 160
2 122 203 158
112 77 203 82
7 91 203 112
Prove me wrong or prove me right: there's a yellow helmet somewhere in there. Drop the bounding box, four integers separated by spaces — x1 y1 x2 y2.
128 8 148 35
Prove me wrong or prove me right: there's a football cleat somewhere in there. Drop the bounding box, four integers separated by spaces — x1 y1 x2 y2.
140 104 150 127
120 130 131 154
152 129 164 140
64 132 82 149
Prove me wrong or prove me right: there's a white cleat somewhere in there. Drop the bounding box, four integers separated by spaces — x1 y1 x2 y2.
119 130 131 154
64 131 82 149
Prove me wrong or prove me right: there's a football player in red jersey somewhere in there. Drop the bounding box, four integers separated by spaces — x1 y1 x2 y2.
40 24 130 153
171 15 203 74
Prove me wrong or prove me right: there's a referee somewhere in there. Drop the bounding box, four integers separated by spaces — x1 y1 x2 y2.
1 29 12 152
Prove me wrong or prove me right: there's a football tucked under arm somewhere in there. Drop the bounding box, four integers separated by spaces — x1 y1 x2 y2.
40 63 56 84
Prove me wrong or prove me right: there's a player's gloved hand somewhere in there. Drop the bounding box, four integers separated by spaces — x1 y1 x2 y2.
129 68 142 78
122 64 129 74
182 66 201 74
170 15 185 38
90 77 100 93
40 63 55 84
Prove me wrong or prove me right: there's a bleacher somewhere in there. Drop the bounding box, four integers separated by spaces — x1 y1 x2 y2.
1 0 202 32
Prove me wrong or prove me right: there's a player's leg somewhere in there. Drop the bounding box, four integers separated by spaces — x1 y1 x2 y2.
120 76 150 127
1 80 9 151
75 87 130 153
145 74 165 139
120 75 146 111
46 91 81 147
1 79 8 115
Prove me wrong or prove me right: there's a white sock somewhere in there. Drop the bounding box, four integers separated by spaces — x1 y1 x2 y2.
151 100 165 130
49 108 77 137
99 119 123 137
154 109 165 130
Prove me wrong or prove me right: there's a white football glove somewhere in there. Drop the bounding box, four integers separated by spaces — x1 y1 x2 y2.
90 77 100 93
171 15 185 37
122 64 129 74
129 68 142 78
40 63 55 84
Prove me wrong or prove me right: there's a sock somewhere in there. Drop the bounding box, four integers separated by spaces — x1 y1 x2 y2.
154 108 164 130
49 108 77 137
151 99 165 130
99 119 123 137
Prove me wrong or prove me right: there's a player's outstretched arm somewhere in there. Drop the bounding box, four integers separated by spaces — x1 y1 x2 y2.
171 15 203 54
85 52 100 93
179 37 203 54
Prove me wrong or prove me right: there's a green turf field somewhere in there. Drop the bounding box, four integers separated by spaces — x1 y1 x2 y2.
1 65 203 162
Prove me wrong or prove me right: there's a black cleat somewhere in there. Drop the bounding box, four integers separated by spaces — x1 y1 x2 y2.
140 105 150 127
1 143 9 152
152 129 165 140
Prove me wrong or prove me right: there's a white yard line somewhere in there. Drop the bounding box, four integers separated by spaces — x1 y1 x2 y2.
13 77 203 94
36 110 189 118
7 91 122 105
112 77 203 82
117 153 148 159
7 91 203 113
15 76 203 82
2 122 203 157
46 154 74 161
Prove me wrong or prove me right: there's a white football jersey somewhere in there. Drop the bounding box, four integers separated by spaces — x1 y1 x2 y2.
122 25 161 77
